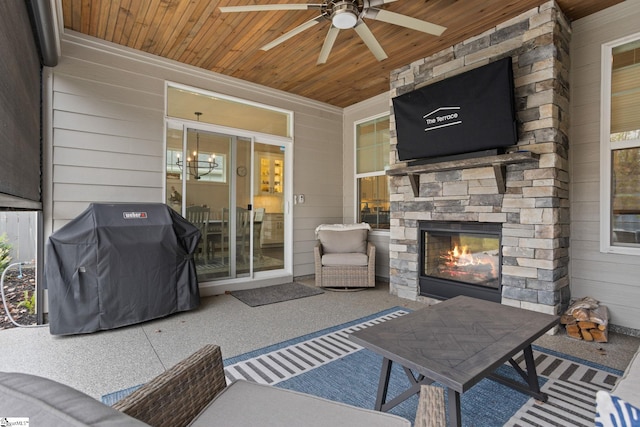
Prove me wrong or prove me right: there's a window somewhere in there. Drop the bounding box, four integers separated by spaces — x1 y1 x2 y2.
166 84 292 138
356 115 390 230
601 35 640 253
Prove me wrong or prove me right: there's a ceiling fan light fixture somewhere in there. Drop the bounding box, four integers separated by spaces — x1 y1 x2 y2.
331 2 359 29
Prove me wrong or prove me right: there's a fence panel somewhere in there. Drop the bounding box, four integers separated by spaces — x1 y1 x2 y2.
0 212 37 263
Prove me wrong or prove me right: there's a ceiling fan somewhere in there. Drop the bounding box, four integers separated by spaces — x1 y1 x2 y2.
219 0 446 64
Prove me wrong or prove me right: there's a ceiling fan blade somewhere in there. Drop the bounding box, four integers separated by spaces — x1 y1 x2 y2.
364 8 446 36
354 21 387 61
219 4 321 13
317 26 340 64
261 16 323 51
366 0 400 6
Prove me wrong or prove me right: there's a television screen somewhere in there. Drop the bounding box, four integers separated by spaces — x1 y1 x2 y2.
393 57 517 162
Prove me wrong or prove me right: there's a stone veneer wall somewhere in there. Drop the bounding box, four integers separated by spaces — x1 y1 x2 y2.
387 1 571 316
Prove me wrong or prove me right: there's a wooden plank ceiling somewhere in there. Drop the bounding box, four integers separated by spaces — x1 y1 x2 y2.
61 0 623 108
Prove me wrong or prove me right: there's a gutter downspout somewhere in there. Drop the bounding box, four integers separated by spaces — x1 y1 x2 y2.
27 0 60 67
26 0 59 324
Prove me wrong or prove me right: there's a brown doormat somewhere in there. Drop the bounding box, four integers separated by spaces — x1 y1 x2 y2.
230 283 324 307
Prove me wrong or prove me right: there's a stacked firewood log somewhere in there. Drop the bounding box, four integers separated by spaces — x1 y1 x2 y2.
560 297 609 342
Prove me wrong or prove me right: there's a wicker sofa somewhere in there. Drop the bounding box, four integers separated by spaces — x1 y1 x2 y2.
0 344 446 426
314 223 376 288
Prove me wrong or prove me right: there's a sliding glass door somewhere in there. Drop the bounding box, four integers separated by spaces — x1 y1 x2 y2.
166 121 286 283
252 142 285 272
165 83 291 288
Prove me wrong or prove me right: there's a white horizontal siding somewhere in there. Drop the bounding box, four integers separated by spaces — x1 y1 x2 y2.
290 106 344 276
570 278 639 326
50 64 164 217
53 201 100 221
570 141 599 164
53 78 163 113
53 147 161 171
570 1 640 330
54 110 162 141
54 165 161 187
54 128 159 155
571 181 599 202
55 56 165 96
53 183 160 203
571 221 599 241
47 30 343 282
369 232 390 279
53 91 161 123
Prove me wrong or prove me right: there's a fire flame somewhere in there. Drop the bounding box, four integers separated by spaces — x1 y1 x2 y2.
448 245 474 266
442 245 498 276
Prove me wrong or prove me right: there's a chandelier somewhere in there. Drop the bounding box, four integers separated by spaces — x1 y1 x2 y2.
175 112 218 180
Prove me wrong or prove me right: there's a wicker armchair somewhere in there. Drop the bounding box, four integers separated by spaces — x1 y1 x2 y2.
113 344 226 427
415 385 446 427
314 224 375 288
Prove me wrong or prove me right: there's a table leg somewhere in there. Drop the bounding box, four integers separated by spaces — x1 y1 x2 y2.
373 361 436 413
447 387 461 427
522 345 543 397
374 357 392 411
488 344 547 402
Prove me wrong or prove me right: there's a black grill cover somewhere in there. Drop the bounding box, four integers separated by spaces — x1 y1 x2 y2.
46 203 201 335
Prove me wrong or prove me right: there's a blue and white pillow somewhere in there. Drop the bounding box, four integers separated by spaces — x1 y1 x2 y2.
596 391 640 427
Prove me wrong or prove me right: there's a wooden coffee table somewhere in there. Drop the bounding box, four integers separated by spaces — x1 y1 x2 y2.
349 296 559 426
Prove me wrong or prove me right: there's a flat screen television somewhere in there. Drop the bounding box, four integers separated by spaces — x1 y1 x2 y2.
392 57 518 162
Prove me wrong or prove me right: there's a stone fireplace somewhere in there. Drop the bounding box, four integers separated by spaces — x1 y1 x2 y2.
420 221 501 303
387 1 571 317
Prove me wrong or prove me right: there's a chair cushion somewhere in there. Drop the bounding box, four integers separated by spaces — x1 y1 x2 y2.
322 252 369 266
318 229 367 254
315 223 371 234
612 347 640 407
595 390 640 426
0 371 149 426
189 380 410 427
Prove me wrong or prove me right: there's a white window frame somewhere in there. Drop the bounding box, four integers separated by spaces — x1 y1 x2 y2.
599 32 640 255
354 112 390 232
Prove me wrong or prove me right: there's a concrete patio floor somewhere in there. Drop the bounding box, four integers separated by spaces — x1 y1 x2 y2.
0 278 638 401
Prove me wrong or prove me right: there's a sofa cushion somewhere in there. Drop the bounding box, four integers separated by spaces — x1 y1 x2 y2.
189 380 411 427
322 252 369 266
595 390 640 426
612 346 640 407
0 372 149 426
318 229 367 254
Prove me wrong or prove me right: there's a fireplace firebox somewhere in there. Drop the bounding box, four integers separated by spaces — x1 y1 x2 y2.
419 221 502 302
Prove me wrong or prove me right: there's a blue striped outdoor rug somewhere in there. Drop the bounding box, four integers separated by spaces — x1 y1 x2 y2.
104 307 623 426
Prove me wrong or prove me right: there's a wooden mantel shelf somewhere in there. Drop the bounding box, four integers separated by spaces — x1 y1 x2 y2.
386 151 539 196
